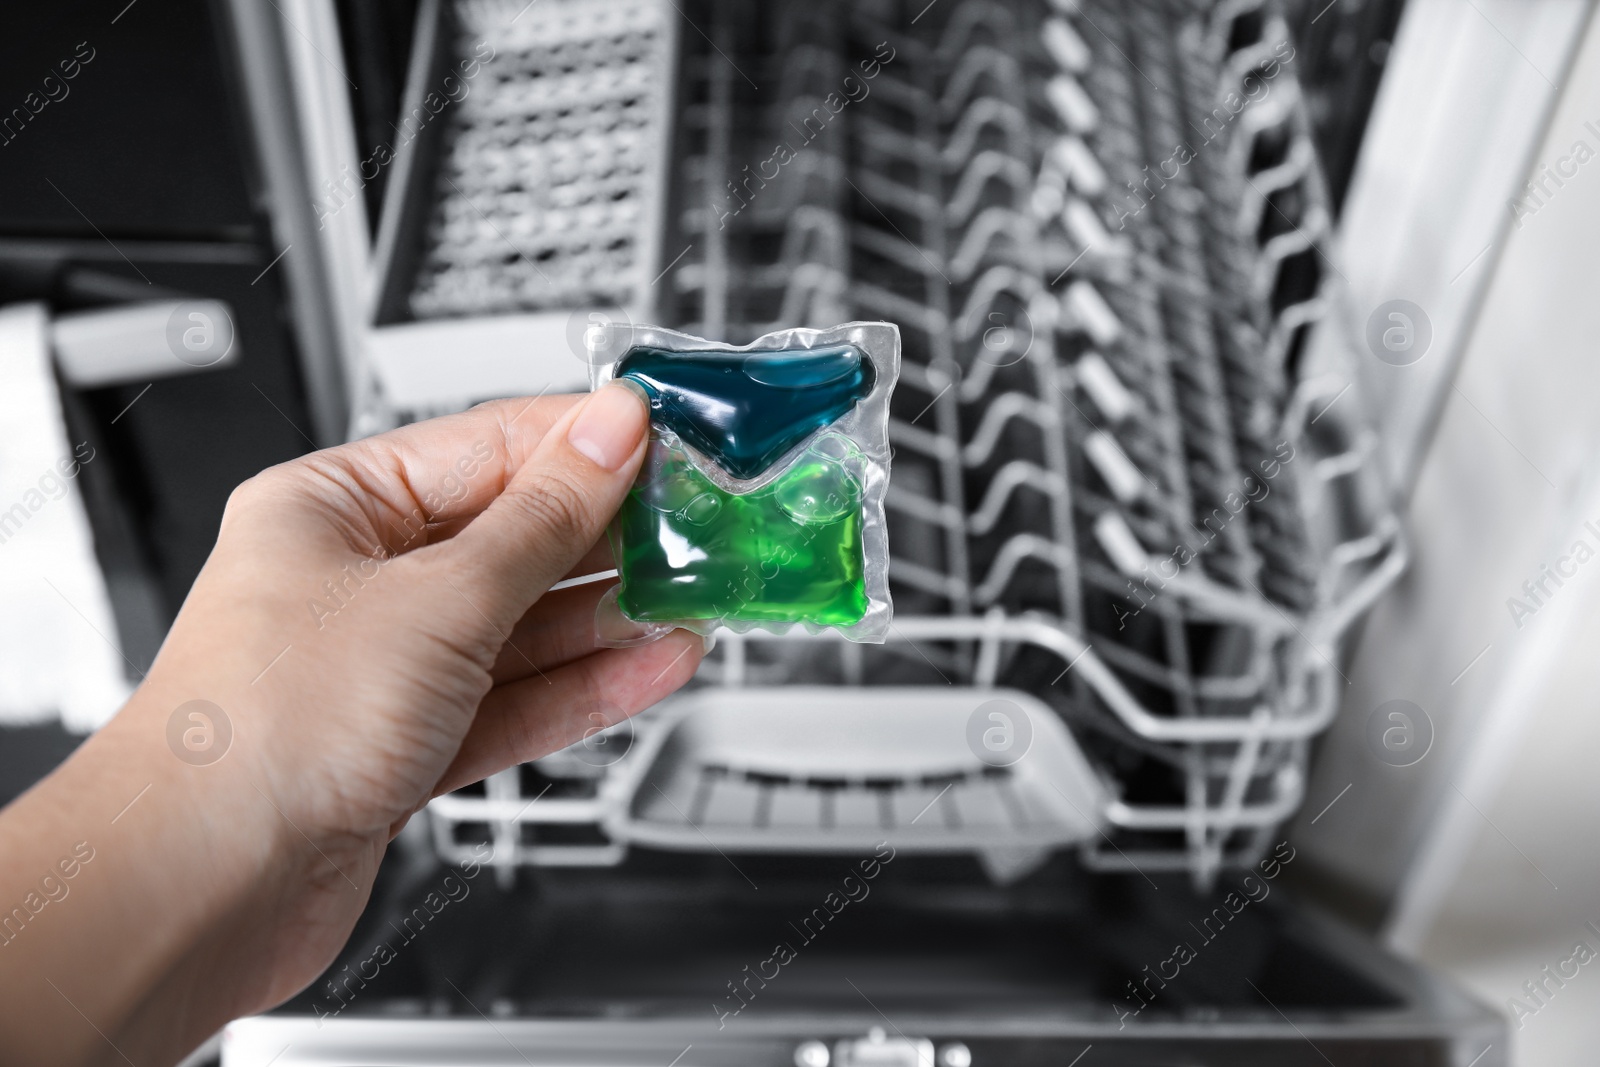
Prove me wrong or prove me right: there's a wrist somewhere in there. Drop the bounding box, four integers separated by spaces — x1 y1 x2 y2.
99 682 317 992
0 685 313 1064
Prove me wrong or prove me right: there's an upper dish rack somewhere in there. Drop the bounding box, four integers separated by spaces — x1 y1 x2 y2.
424 0 1403 889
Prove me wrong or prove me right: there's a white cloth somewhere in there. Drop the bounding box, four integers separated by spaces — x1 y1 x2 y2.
0 303 131 731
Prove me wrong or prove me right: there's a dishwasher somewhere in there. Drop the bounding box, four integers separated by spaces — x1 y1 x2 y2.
215 0 1505 1062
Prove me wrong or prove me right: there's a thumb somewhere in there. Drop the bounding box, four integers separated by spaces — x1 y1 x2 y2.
443 381 649 626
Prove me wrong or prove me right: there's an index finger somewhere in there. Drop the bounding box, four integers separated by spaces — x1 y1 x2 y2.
296 394 584 555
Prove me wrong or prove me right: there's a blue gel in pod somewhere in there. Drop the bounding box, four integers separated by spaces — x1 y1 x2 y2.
616 344 875 481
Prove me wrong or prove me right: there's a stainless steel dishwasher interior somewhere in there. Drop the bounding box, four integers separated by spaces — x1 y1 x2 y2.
412 0 1403 891
226 0 1502 1063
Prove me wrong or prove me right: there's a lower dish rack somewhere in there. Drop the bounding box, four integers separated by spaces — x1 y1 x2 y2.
425 0 1403 889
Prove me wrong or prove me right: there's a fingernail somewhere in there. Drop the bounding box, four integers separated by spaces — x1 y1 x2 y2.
568 381 648 471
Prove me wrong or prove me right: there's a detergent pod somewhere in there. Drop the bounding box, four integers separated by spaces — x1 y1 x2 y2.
589 322 899 644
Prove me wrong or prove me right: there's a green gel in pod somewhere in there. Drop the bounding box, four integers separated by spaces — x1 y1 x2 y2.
614 444 869 627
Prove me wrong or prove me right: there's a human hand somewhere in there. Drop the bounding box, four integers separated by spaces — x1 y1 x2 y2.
0 385 704 1065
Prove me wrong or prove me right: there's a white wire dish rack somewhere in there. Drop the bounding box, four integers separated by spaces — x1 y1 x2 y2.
432 687 1109 884
406 0 675 320
426 0 1404 889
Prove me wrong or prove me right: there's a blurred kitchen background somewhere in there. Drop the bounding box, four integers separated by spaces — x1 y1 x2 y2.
2 0 1599 1064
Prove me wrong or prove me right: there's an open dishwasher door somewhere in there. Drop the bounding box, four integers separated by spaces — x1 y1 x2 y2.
219 0 1502 1062
226 860 1498 1064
